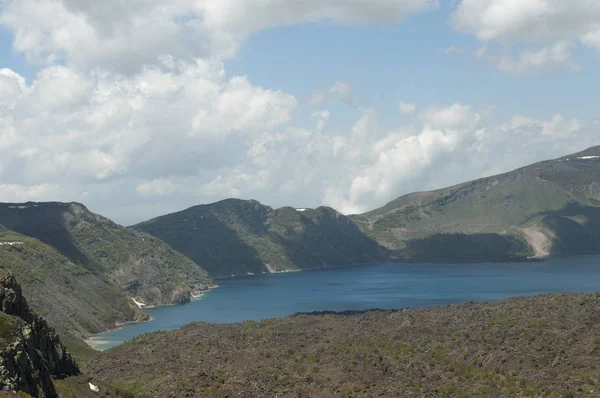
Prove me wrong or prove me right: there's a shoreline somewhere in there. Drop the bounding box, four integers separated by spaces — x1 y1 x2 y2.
85 284 220 350
213 256 546 281
82 255 589 350
84 317 155 350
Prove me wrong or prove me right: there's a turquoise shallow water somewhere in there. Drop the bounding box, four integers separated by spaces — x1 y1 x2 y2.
89 255 600 350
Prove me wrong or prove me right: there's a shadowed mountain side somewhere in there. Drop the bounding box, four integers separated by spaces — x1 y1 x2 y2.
0 203 97 272
272 207 387 269
134 200 388 278
535 204 600 255
353 146 600 260
401 233 531 263
134 202 268 277
0 202 213 307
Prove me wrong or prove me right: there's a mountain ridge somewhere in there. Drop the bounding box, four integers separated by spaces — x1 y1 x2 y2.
133 199 388 278
352 145 600 261
133 145 600 277
0 202 216 360
0 201 214 306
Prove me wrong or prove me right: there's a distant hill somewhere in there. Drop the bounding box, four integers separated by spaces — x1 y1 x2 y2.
0 202 213 307
133 199 388 278
351 146 600 262
132 146 600 276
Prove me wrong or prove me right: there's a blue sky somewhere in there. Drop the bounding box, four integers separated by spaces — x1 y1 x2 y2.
226 10 600 126
0 0 599 223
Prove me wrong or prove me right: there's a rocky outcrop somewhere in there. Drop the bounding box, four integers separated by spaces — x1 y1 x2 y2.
0 269 79 397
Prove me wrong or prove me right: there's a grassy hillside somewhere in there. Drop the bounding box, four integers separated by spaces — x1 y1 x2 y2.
0 202 213 307
134 199 387 278
0 228 147 362
88 293 600 397
352 146 600 261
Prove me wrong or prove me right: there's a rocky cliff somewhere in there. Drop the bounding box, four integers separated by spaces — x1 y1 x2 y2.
0 269 79 397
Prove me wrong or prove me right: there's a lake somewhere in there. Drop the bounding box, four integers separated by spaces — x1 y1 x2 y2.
88 255 600 350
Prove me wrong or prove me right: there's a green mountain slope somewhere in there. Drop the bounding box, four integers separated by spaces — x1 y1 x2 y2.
0 202 213 307
352 146 600 261
134 199 387 278
0 228 144 344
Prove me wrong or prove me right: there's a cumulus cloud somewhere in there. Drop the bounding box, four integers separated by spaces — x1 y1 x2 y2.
0 68 27 105
399 101 417 115
0 184 61 203
136 179 177 197
0 0 438 73
323 104 483 213
309 81 353 106
312 110 331 133
492 41 582 75
0 0 598 225
452 0 600 73
452 0 600 45
0 61 296 189
196 103 598 217
441 45 464 55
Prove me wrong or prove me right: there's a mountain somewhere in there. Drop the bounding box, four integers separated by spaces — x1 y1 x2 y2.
133 199 387 278
0 269 79 397
87 293 600 397
352 146 600 261
0 202 214 307
0 227 148 361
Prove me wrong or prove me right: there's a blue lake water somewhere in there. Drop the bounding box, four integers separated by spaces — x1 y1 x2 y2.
89 255 600 350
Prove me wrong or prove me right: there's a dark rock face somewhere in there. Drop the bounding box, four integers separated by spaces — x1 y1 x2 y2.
0 270 79 397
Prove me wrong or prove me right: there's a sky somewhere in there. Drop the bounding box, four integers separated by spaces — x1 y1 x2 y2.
0 0 599 225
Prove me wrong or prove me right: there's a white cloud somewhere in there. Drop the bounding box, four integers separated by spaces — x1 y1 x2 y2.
200 171 271 198
309 81 353 106
399 101 416 115
441 45 464 54
0 61 297 188
0 69 27 105
323 104 482 212
0 184 61 202
312 110 331 133
494 41 582 75
195 101 600 218
136 179 177 197
0 0 598 225
0 0 438 73
452 0 600 73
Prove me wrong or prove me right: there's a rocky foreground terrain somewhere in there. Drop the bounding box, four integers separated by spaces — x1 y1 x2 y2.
88 292 600 397
0 270 79 397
